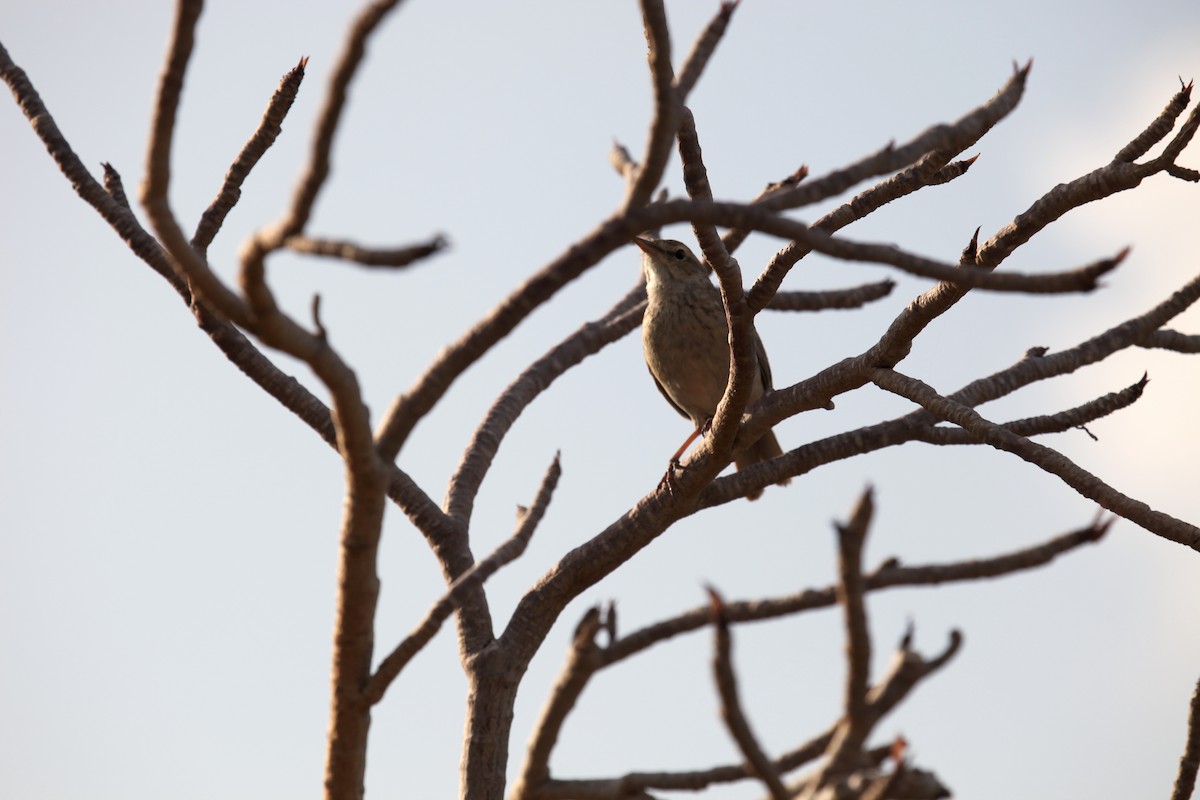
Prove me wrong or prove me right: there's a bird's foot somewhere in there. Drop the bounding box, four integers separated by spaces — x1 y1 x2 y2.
658 457 683 494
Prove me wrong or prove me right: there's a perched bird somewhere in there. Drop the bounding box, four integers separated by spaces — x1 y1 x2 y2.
636 236 789 499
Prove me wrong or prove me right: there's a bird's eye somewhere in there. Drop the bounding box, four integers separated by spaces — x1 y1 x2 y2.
673 249 686 260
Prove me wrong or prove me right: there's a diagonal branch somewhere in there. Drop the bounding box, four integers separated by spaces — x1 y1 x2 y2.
445 284 645 526
746 151 980 314
871 368 1200 551
916 373 1149 442
276 0 410 239
759 61 1030 213
192 57 308 257
1115 79 1193 163
674 0 739 98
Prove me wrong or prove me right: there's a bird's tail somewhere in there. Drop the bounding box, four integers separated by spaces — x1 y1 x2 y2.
734 429 790 500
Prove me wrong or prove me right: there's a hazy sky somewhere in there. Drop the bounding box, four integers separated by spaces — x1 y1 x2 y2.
2 1 1199 798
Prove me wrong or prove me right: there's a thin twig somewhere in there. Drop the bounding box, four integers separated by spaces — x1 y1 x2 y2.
1114 79 1194 163
284 233 447 268
761 62 1030 213
872 368 1200 551
746 151 978 314
277 0 409 239
674 0 739 98
916 373 1149 442
767 281 896 311
101 162 131 209
623 0 678 210
192 57 308 256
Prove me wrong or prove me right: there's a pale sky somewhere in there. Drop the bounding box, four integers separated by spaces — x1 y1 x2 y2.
2 1 1199 798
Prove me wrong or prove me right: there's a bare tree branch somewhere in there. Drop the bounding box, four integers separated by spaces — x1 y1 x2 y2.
511 606 607 800
2 43 455 546
1115 79 1194 163
746 151 980 315
759 62 1030 214
767 281 896 311
276 0 410 239
284 233 447 268
1171 670 1200 800
1138 329 1200 353
916 373 1149 442
446 285 645 526
192 57 308 256
796 489 878 797
541 627 961 799
141 0 252 327
366 454 561 705
872 368 1200 551
831 489 875 764
101 161 131 209
707 587 789 800
674 0 739 99
675 106 760 482
633 199 1125 295
604 518 1108 665
622 0 678 210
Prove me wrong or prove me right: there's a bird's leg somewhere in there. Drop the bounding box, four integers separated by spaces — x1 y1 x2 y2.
670 424 706 464
659 421 709 493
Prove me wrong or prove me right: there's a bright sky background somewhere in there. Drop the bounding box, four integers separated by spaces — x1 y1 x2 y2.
3 1 1199 798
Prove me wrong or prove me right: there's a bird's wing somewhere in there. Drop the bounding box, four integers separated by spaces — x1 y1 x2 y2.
647 366 691 421
753 329 774 392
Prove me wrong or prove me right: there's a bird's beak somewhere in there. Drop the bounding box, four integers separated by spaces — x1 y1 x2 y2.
633 237 654 254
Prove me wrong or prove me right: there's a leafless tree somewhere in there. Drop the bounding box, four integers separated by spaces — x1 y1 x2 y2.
3 1 1198 799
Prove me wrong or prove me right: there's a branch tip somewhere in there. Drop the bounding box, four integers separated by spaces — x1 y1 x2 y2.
704 584 727 623
311 294 326 339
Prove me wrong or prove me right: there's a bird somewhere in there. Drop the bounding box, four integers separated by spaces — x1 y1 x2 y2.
636 236 789 499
